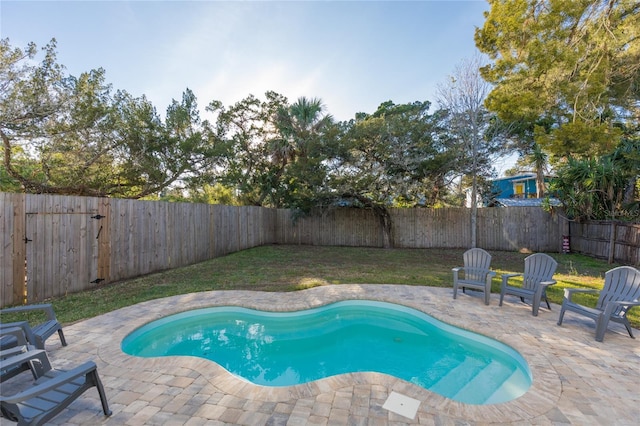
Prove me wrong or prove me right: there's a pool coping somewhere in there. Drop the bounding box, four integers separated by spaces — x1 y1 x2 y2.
96 285 560 423
18 284 640 424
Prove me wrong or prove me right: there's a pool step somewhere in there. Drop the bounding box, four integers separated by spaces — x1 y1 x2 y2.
428 357 485 399
451 360 515 404
429 358 524 405
483 368 531 405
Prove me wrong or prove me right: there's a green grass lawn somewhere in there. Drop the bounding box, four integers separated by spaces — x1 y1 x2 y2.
4 245 639 330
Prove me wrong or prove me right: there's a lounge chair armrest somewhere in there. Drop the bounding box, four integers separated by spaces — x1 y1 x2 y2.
1 346 29 359
0 327 29 346
0 345 36 360
563 288 598 300
451 267 462 272
0 348 51 377
0 361 97 403
1 303 58 321
0 321 37 346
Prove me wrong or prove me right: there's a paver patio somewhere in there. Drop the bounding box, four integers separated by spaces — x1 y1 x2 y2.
2 284 639 425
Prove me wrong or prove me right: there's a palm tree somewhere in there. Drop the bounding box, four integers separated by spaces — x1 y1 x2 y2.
274 96 332 161
266 97 334 208
519 142 549 197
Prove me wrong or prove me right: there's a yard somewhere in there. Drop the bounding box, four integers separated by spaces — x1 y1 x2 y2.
2 244 639 425
7 245 637 330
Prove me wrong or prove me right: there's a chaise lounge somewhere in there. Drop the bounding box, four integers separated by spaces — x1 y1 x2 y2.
0 350 111 425
0 304 67 350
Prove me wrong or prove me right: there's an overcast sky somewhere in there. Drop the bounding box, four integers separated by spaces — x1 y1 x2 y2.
1 0 491 119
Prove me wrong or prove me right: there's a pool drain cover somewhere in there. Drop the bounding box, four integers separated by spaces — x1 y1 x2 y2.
382 391 420 419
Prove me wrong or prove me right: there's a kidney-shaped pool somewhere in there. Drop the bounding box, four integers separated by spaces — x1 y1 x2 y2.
121 300 532 404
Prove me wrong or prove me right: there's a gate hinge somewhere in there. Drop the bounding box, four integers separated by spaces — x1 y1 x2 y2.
24 236 32 243
90 278 105 284
90 214 106 220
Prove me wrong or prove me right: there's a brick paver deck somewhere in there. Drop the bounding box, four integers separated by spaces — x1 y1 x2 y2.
3 285 639 425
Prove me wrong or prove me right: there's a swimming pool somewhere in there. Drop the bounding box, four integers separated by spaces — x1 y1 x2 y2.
121 300 532 404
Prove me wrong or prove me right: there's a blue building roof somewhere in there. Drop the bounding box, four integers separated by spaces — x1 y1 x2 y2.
494 198 561 207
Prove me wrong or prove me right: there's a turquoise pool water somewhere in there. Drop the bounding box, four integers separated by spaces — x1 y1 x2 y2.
121 300 532 404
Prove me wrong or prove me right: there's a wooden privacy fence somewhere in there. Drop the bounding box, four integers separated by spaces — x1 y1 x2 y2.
568 221 640 265
276 207 562 252
5 192 635 307
1 193 276 307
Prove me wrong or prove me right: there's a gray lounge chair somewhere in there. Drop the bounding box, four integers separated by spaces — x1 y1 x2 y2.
557 265 640 342
0 304 66 350
499 253 558 316
0 351 111 425
453 248 496 305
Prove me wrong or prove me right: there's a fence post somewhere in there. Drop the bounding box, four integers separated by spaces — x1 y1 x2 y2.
96 198 111 285
608 221 616 264
12 193 27 305
560 213 570 254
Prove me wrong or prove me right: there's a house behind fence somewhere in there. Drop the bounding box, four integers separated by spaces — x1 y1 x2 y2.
1 193 637 307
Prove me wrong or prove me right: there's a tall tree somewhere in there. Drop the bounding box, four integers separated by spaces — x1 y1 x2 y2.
517 142 549 198
436 56 504 247
1 38 68 192
330 101 453 247
207 92 290 207
475 0 640 159
272 97 336 210
275 97 332 161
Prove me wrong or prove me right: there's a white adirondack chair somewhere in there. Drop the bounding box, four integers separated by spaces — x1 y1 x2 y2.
452 248 496 305
557 266 640 342
499 253 557 316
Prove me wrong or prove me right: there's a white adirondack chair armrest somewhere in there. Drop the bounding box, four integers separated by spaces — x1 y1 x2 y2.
563 288 599 300
452 267 463 273
538 280 557 288
0 361 97 403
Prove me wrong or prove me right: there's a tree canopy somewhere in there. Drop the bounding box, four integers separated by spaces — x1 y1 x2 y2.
10 33 636 226
2 37 515 212
1 38 217 198
475 0 640 159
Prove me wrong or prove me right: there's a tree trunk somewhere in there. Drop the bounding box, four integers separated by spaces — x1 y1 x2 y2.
536 168 545 198
471 174 477 248
377 206 394 249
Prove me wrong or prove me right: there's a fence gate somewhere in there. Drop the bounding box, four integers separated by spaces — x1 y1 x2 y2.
23 196 107 304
